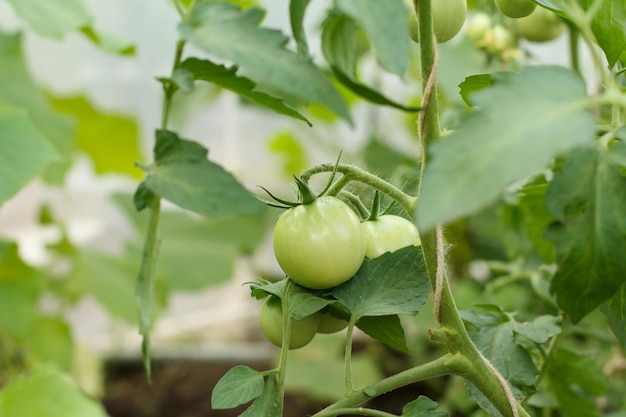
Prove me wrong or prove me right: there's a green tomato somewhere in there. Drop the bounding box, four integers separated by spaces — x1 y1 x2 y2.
361 215 421 259
433 0 468 43
317 304 349 334
495 0 536 18
516 7 565 42
488 24 515 53
465 12 492 43
260 296 319 349
273 196 365 290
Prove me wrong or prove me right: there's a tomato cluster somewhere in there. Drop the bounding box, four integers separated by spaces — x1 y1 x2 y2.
261 194 421 349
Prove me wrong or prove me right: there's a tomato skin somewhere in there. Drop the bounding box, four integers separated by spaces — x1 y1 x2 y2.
516 7 564 42
317 303 349 334
260 296 319 349
495 0 536 18
273 196 365 290
361 215 421 259
432 0 468 43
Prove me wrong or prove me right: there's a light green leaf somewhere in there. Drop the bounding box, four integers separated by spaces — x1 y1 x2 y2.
580 0 626 67
239 374 281 417
336 0 410 76
513 315 561 344
22 317 73 371
139 130 264 217
545 142 626 322
332 246 430 319
179 58 311 125
0 33 75 183
179 2 350 122
80 27 136 56
416 66 595 231
289 0 312 57
458 74 493 107
6 0 91 39
0 108 59 204
0 368 108 417
211 365 265 410
600 284 626 348
49 96 142 178
267 131 309 176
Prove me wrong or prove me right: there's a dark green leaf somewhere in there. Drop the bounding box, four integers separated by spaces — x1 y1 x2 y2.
545 349 609 417
179 2 350 122
402 396 448 417
0 108 59 204
289 0 311 57
600 284 626 348
239 374 282 417
545 142 626 322
6 0 91 39
417 66 595 231
142 130 264 217
580 0 626 67
458 74 492 107
333 246 430 319
180 58 310 125
356 315 409 353
336 0 410 75
0 368 108 417
250 279 288 300
288 285 334 320
211 365 265 409
133 182 157 212
513 315 561 344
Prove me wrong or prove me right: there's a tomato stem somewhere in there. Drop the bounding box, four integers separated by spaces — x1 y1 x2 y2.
343 319 357 396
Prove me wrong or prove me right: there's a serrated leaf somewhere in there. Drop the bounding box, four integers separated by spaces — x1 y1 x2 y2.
545 349 609 417
513 315 561 344
289 0 311 57
239 374 282 417
0 108 59 204
356 315 409 353
402 396 448 417
80 26 136 56
336 0 409 76
545 142 626 322
321 12 419 112
211 366 265 410
416 66 595 231
250 279 288 300
458 74 492 107
180 58 310 125
600 284 626 347
332 246 430 319
6 0 91 39
141 130 264 217
580 0 626 67
179 2 350 122
288 285 334 320
0 368 108 417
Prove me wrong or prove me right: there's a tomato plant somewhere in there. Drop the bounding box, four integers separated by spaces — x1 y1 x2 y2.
260 295 320 349
272 196 365 290
361 214 421 259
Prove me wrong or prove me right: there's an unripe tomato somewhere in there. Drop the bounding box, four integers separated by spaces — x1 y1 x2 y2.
488 24 515 54
317 303 349 334
432 0 468 43
495 0 537 18
361 215 421 259
465 12 492 43
273 196 365 290
516 7 565 42
260 296 319 349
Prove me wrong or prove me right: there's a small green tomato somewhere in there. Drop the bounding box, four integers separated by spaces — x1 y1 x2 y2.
516 7 565 42
361 215 421 259
260 296 319 350
495 0 537 18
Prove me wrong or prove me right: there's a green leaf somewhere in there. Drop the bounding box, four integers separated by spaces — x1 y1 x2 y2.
458 74 493 107
0 108 59 204
545 142 626 322
6 0 91 39
0 368 108 417
239 374 282 417
211 365 265 410
332 246 430 319
356 315 409 353
179 58 311 125
22 317 73 371
321 12 419 112
287 285 334 320
79 26 136 56
402 396 448 417
336 0 410 76
179 2 350 122
513 315 561 344
600 284 626 348
139 130 264 217
416 66 595 231
49 96 142 178
545 349 609 417
267 131 310 176
0 33 75 183
289 0 311 57
580 0 626 67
